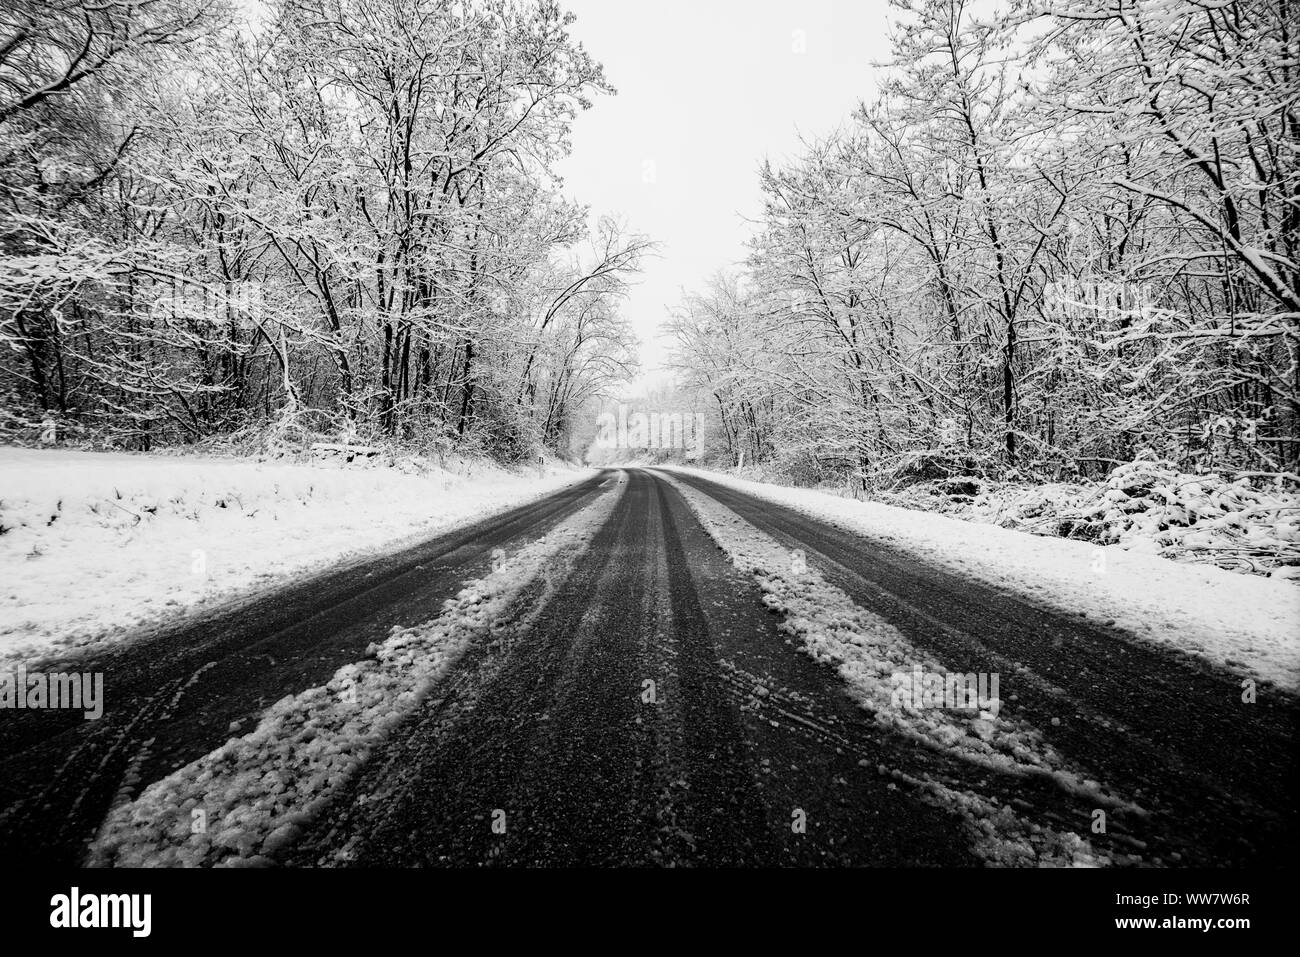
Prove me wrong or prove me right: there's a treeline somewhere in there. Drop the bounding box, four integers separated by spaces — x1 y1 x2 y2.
0 0 648 459
670 0 1298 487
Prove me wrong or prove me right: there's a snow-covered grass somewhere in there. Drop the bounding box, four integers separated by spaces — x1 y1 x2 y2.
88 476 624 867
664 474 1118 866
665 466 1300 692
0 447 593 669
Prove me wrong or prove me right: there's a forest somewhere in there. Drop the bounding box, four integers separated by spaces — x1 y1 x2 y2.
3 0 1297 494
1 0 650 460
669 0 1298 488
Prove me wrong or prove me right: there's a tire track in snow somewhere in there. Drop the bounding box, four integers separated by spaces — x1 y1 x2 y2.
290 469 985 866
661 470 1130 866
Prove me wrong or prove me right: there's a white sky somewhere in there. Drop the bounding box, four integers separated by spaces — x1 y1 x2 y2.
553 0 896 388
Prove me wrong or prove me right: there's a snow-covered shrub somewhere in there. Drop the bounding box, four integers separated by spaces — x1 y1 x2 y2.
874 459 1299 578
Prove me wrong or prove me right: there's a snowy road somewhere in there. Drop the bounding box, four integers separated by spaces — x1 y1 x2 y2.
667 470 1297 867
0 472 609 866
2 468 1294 867
287 467 982 866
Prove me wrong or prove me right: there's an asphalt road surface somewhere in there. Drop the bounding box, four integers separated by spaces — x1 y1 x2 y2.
2 468 1295 867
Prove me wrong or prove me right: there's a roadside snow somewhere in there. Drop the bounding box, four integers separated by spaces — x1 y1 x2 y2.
666 466 1300 692
874 462 1300 578
88 474 625 867
0 447 593 669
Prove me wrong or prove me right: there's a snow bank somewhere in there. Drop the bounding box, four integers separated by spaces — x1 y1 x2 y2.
0 447 593 668
88 475 624 867
666 466 1300 691
875 461 1300 579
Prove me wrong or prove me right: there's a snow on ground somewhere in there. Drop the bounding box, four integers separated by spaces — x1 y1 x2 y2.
872 462 1300 579
663 472 1121 867
88 475 626 867
665 466 1300 692
0 447 593 669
